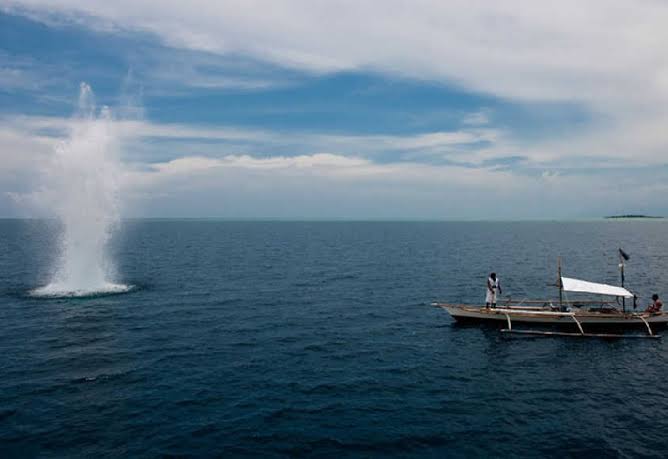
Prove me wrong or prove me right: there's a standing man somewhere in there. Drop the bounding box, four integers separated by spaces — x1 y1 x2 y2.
486 272 502 308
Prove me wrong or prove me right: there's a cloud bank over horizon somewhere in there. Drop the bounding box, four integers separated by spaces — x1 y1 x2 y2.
1 1 668 218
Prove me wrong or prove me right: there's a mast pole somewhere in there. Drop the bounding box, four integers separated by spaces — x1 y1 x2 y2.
620 250 626 313
558 257 563 309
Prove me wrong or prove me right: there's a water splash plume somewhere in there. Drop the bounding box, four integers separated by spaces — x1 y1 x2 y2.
33 83 130 297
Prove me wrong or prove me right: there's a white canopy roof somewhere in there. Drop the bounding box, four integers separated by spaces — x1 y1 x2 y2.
561 277 633 298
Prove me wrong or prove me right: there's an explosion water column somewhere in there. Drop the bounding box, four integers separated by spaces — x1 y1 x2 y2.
33 83 130 297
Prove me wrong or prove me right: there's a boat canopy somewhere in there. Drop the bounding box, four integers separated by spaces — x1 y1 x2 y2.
561 277 633 298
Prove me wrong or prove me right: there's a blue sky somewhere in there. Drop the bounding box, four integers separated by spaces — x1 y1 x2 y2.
2 2 668 218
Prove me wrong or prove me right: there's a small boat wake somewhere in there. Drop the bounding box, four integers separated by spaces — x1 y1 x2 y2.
31 282 135 299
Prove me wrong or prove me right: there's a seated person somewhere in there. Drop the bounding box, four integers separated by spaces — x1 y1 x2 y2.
646 294 663 313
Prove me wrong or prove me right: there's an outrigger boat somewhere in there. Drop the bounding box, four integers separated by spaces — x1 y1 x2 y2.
434 254 668 339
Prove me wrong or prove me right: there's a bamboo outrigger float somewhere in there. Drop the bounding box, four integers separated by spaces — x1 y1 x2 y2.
434 253 667 339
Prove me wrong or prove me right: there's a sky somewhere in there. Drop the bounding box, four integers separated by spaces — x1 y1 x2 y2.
1 1 668 219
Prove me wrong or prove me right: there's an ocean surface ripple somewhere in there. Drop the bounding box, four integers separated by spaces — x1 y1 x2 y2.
1 220 667 457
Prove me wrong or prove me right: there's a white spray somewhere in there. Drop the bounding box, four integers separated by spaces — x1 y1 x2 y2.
33 83 130 297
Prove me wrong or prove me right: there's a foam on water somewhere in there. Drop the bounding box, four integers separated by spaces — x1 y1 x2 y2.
31 282 133 298
33 83 130 298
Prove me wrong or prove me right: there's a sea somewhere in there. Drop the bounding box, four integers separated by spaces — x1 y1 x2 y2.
1 219 667 457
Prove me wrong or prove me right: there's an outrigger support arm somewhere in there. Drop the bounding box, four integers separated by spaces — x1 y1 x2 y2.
496 308 659 339
570 314 585 335
635 314 654 336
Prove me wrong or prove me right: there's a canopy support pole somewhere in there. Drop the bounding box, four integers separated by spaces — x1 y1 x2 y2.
620 251 626 313
557 257 563 310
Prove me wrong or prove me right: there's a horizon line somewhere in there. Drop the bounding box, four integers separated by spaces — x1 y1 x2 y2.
1 216 665 222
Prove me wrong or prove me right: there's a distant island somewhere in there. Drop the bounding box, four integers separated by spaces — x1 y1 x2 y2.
605 214 664 219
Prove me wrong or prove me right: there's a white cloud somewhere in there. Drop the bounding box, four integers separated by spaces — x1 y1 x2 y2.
3 1 668 217
462 110 490 127
127 153 512 187
4 0 668 110
120 151 667 219
0 125 55 178
0 51 68 91
2 113 666 218
0 114 504 164
3 111 666 178
119 152 533 218
5 0 668 177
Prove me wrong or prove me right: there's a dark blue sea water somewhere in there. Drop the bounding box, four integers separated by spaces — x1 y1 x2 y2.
2 220 668 457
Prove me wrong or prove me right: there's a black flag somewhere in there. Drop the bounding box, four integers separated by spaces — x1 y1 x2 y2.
619 248 630 261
